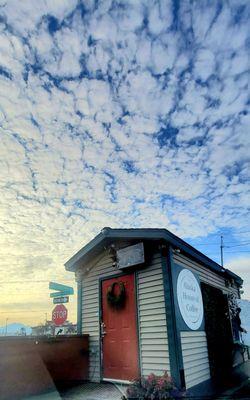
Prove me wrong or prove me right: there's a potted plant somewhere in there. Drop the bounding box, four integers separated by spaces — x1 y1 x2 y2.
124 371 186 399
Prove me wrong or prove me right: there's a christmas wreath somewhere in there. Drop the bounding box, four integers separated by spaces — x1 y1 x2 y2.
107 281 126 308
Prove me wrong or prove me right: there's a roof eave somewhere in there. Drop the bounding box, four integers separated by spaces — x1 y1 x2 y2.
64 228 108 271
64 227 243 285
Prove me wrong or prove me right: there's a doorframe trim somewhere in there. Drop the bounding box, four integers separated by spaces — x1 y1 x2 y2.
99 270 140 381
135 269 142 378
103 378 132 384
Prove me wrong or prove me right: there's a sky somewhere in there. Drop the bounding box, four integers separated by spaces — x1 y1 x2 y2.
0 0 249 327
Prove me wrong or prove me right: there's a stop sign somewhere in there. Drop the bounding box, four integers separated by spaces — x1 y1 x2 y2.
52 304 68 326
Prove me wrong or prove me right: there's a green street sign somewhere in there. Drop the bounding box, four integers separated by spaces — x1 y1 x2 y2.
53 296 69 304
49 281 74 298
50 291 72 298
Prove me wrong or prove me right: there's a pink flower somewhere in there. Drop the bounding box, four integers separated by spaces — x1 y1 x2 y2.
157 378 165 387
147 373 156 383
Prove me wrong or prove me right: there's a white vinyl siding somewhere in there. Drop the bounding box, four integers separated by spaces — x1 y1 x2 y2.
181 331 210 389
137 252 170 376
80 248 170 382
173 252 238 295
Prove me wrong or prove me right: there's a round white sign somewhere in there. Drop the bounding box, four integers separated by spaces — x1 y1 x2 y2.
177 269 204 330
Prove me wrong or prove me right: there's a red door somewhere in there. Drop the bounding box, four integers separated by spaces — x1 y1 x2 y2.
101 273 139 381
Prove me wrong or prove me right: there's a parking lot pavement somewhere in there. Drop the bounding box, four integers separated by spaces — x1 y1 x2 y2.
60 382 123 400
216 378 250 399
24 390 61 400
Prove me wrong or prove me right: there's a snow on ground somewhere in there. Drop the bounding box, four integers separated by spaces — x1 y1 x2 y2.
238 299 250 346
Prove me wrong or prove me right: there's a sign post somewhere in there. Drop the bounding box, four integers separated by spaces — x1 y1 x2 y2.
49 282 74 333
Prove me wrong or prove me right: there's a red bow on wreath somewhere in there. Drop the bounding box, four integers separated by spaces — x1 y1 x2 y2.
107 281 126 308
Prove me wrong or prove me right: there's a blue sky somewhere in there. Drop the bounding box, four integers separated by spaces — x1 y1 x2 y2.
0 0 249 324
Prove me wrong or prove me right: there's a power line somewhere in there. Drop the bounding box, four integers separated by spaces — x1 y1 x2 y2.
194 243 221 246
225 242 250 248
0 292 76 295
0 310 49 314
0 294 48 296
224 241 250 245
201 249 250 255
191 241 250 247
232 230 250 234
213 230 250 235
223 250 250 254
0 279 75 284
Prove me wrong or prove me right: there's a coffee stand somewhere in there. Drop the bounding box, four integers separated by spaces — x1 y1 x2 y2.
65 228 246 395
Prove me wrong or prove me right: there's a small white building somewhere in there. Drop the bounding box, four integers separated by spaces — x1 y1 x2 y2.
65 228 247 395
31 321 77 336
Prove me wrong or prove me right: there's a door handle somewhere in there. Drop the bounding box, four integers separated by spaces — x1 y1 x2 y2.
101 322 106 338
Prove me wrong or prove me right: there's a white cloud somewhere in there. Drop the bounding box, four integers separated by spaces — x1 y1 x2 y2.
0 0 249 323
228 257 250 300
0 0 78 35
148 0 172 35
194 49 215 81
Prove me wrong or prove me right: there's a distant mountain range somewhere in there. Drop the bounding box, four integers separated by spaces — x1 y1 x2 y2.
0 322 32 336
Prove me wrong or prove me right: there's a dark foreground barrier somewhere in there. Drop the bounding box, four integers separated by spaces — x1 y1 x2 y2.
0 335 89 400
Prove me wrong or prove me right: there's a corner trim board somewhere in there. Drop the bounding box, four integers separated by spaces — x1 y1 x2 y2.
161 245 185 388
77 281 82 335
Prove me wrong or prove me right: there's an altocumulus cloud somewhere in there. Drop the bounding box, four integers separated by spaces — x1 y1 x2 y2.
0 0 249 300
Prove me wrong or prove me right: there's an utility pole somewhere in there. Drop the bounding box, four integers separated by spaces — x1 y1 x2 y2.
220 235 224 267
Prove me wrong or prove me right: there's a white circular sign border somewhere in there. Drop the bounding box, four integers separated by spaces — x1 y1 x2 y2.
177 269 204 330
